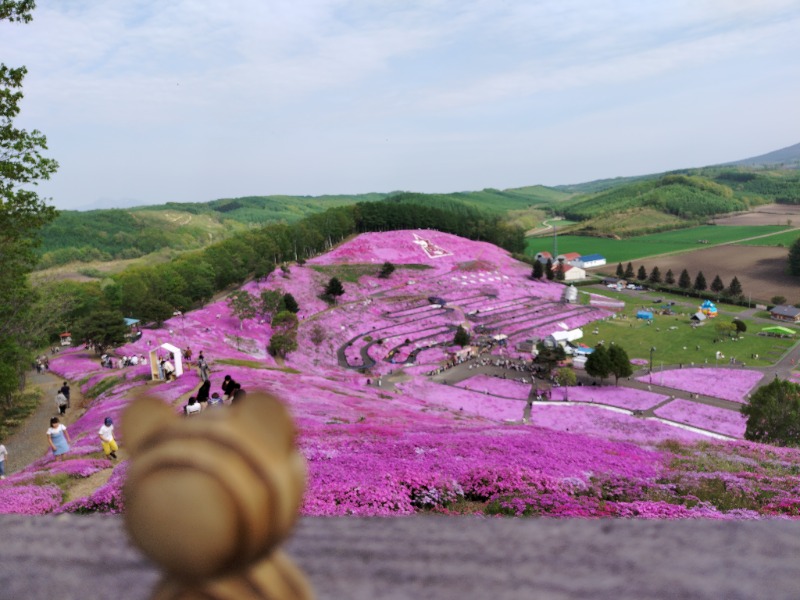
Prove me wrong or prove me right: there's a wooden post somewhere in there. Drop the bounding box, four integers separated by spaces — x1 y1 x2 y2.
122 392 313 599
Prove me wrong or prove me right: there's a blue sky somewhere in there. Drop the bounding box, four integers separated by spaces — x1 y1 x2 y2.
3 0 799 210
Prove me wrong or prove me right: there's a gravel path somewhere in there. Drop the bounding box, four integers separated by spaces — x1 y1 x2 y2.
4 370 85 475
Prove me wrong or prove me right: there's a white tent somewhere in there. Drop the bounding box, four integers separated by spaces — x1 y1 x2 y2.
149 342 184 381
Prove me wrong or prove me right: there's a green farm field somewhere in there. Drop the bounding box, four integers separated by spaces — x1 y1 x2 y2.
582 292 798 368
526 225 789 263
735 229 800 247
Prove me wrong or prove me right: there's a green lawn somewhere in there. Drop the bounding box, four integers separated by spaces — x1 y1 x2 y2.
591 287 752 314
582 292 797 367
526 225 789 263
735 229 800 248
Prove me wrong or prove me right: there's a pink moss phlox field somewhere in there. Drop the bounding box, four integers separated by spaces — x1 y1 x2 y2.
300 422 662 516
58 462 128 514
654 399 747 438
550 386 669 411
530 405 708 444
6 230 800 519
0 484 62 515
637 368 763 402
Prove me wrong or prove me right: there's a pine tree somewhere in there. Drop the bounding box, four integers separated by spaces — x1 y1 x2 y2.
678 269 692 289
693 271 707 291
545 259 555 281
615 263 624 278
637 265 648 281
665 269 675 285
728 276 743 298
648 266 661 284
710 275 725 294
324 277 345 303
280 293 299 314
624 262 635 279
531 260 544 280
789 238 800 276
378 261 395 278
555 261 566 281
453 325 470 347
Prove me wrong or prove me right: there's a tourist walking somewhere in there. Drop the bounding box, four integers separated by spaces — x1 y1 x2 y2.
197 352 210 382
98 417 118 460
55 390 68 416
60 381 71 408
47 418 71 461
0 441 7 479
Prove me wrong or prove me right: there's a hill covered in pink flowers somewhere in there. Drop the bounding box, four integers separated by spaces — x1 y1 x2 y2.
2 230 800 519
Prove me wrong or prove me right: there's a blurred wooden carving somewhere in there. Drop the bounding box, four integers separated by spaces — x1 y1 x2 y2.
122 392 313 600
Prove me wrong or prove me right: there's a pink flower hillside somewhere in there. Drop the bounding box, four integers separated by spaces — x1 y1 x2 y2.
549 386 669 411
0 484 62 515
654 400 746 438
637 368 763 403
6 230 800 519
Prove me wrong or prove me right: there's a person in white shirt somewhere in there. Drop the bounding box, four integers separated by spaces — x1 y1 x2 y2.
184 396 202 415
0 442 7 479
98 417 118 460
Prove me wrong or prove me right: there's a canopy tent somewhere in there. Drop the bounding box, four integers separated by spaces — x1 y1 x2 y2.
761 326 796 336
123 318 140 327
148 342 184 381
636 311 653 320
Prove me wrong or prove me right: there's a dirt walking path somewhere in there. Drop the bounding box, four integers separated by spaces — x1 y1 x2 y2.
4 370 86 475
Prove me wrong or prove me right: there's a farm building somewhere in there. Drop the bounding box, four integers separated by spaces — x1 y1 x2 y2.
558 264 586 282
601 277 626 286
535 251 553 263
556 252 581 265
769 305 800 323
574 253 607 268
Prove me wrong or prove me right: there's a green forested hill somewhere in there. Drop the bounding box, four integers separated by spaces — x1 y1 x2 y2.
554 171 791 236
34 163 800 269
35 187 563 268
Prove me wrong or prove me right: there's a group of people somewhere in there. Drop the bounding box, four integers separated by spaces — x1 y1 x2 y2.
43 375 119 465
182 374 245 415
34 355 50 373
45 415 118 462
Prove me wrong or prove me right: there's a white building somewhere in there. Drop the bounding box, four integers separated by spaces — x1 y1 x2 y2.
574 253 607 269
542 328 583 349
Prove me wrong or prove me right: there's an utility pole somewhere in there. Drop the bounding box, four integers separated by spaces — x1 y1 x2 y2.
552 223 558 258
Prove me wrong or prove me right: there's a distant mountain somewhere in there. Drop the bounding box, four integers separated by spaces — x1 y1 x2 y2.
724 142 800 169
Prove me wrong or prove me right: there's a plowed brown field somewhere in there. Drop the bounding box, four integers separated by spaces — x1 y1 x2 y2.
597 245 800 304
712 203 800 226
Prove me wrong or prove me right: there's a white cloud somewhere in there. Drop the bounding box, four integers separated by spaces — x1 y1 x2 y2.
2 0 799 208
